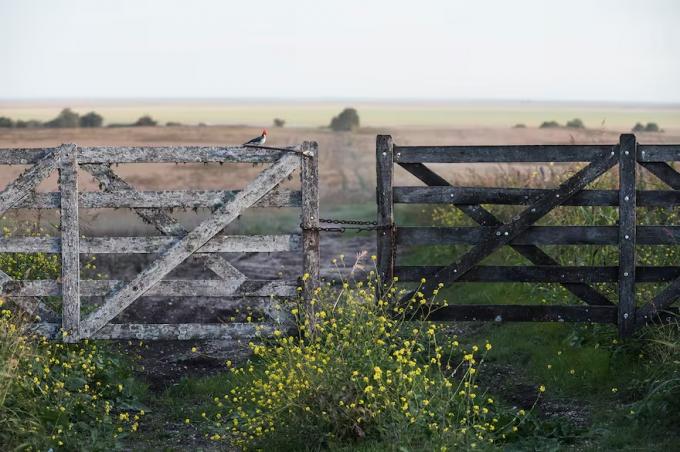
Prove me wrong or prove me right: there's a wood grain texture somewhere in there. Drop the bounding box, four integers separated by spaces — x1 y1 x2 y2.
79 153 299 338
300 142 320 330
618 135 637 337
376 135 395 289
637 145 680 162
394 144 612 163
0 147 60 216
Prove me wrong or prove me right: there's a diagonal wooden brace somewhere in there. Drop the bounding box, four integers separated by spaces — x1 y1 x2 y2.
79 153 300 337
398 163 612 306
400 150 618 304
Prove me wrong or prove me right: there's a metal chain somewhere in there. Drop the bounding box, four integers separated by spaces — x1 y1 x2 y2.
301 218 391 233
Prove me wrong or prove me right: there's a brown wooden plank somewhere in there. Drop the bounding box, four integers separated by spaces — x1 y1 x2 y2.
618 135 637 336
394 265 680 283
397 162 612 306
376 135 395 289
79 153 299 338
59 144 81 340
393 186 680 207
397 226 680 246
394 144 612 163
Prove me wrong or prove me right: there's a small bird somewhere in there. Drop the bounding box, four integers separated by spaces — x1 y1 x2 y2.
243 129 267 146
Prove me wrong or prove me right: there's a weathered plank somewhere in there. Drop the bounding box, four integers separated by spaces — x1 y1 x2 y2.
637 278 680 324
396 226 680 246
0 234 302 254
376 135 395 288
0 148 57 165
397 162 612 306
0 147 61 216
641 162 680 190
1 279 298 297
638 145 680 162
300 142 320 330
393 187 680 207
401 150 618 304
29 322 280 341
422 305 617 323
79 153 300 338
78 146 297 163
394 144 612 163
394 266 680 283
59 144 80 339
618 135 637 336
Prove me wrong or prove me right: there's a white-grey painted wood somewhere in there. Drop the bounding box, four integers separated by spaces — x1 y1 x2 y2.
1 279 297 297
79 153 299 338
59 144 80 339
0 147 61 216
29 322 280 341
0 234 302 253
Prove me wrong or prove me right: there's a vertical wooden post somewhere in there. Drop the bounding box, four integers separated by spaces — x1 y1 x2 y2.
59 144 80 342
618 134 637 337
376 135 395 297
300 141 320 332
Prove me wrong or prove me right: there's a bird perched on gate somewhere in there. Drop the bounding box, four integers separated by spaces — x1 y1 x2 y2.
243 129 267 146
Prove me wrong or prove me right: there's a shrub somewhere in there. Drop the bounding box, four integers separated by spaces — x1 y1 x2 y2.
539 121 560 129
16 120 43 128
330 108 360 131
0 117 13 128
273 118 286 128
79 111 104 128
133 115 157 127
44 108 80 128
208 258 538 449
166 121 183 127
566 118 585 129
644 122 660 132
632 122 646 132
513 123 527 128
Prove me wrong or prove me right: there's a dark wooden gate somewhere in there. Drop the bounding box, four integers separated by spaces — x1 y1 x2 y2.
376 134 680 337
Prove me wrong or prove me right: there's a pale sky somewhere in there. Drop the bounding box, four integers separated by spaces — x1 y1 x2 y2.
1 0 679 102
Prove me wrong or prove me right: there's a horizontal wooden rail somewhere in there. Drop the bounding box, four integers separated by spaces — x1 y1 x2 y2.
0 235 301 253
638 145 680 162
423 305 617 323
395 265 680 283
393 145 614 163
397 226 680 246
0 146 296 165
1 279 298 297
394 187 680 207
10 189 301 209
29 322 280 340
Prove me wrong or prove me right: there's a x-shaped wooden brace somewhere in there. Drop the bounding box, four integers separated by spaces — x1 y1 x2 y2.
79 153 300 338
636 161 680 323
399 149 618 306
0 147 62 321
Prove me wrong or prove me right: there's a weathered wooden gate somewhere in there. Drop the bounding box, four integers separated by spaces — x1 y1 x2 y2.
0 142 319 341
376 134 680 337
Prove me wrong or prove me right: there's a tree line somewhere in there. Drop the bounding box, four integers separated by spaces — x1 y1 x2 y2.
0 108 160 129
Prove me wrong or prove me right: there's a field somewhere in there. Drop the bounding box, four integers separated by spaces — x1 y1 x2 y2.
0 118 679 450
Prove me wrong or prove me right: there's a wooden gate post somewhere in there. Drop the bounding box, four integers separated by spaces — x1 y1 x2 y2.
59 144 81 341
301 141 320 331
376 135 395 297
618 134 637 337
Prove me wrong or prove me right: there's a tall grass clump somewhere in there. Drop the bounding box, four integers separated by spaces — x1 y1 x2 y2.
206 256 540 450
0 223 147 449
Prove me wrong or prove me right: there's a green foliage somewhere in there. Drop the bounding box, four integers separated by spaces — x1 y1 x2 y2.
80 111 104 128
165 121 183 127
273 118 286 127
644 122 660 132
44 108 80 128
566 118 585 129
0 116 13 128
539 121 560 128
330 108 360 131
16 119 43 128
133 115 157 127
513 123 526 128
632 122 645 132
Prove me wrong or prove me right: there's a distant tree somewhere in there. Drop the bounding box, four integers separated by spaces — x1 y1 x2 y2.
539 121 560 129
566 118 585 129
632 122 645 132
330 108 360 131
644 122 660 132
16 119 43 128
165 121 183 127
133 115 157 127
79 111 103 128
44 108 80 128
198 122 207 127
273 118 286 128
0 117 13 128
512 123 526 128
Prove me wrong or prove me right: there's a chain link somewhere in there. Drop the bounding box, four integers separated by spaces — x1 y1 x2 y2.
301 218 391 233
